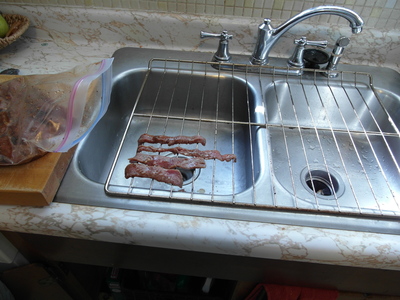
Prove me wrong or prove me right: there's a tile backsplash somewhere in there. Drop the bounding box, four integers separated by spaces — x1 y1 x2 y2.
2 0 400 30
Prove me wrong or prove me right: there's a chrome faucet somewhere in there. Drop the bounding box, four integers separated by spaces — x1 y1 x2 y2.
250 6 364 65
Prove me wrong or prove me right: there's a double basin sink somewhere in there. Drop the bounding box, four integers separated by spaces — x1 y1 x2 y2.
55 47 400 234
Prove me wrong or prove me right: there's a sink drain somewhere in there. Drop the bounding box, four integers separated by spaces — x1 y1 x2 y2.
178 167 200 185
301 167 344 199
165 154 201 186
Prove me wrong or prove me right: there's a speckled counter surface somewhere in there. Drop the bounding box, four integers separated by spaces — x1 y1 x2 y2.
1 4 400 273
1 202 400 272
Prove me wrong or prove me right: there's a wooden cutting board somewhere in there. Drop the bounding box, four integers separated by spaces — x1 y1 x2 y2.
0 149 75 206
0 74 75 206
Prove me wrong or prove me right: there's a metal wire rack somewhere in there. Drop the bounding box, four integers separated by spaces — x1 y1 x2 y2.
105 59 400 218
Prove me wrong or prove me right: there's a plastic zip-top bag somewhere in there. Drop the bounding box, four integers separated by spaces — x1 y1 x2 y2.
0 58 113 165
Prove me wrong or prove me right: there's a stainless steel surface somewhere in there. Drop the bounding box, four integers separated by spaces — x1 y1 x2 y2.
200 30 232 62
55 47 400 234
250 5 364 65
287 36 328 68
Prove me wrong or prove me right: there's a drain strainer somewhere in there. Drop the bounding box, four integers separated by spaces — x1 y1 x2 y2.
300 166 345 200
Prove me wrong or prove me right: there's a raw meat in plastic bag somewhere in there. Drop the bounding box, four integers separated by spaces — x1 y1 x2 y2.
0 58 113 165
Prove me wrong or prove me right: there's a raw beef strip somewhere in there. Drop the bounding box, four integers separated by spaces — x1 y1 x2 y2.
125 163 183 187
137 145 237 162
138 133 206 146
129 153 206 169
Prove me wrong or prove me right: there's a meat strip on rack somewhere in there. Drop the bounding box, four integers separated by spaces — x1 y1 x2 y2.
137 145 237 162
129 153 206 169
125 163 183 187
138 133 206 146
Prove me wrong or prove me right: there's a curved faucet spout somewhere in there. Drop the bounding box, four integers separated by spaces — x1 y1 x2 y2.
250 5 364 65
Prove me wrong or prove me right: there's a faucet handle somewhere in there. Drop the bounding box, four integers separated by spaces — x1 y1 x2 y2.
288 36 328 68
200 30 233 62
294 36 328 48
200 30 233 41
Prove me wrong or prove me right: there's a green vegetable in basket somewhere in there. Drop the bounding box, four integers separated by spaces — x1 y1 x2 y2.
0 15 9 38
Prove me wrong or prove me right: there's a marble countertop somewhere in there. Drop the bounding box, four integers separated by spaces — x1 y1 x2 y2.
1 4 400 272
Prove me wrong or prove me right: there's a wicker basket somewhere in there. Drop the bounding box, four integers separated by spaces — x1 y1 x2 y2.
0 14 30 49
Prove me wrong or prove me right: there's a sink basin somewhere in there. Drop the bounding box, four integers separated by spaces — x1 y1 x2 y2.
55 47 400 234
102 61 266 202
265 76 400 215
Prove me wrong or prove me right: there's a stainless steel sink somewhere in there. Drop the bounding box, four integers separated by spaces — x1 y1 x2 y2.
55 47 400 234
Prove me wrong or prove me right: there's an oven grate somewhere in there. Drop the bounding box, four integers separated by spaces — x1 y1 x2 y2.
105 59 400 218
